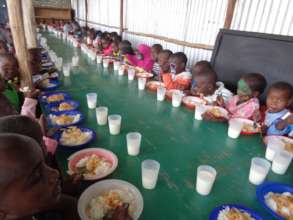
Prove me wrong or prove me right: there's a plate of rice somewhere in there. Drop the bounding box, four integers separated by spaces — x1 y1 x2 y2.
182 96 207 110
49 110 83 127
209 204 264 220
203 106 229 120
146 81 165 92
49 100 80 112
41 91 70 104
67 148 118 180
136 72 154 78
40 79 60 91
257 182 293 220
78 179 143 220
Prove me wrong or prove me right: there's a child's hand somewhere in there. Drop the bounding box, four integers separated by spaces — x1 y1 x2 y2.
62 174 83 196
24 88 40 99
276 119 288 131
285 114 293 124
111 203 133 220
260 123 267 135
216 95 225 107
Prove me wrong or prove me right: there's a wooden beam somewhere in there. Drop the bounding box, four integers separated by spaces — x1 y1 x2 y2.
119 0 124 35
125 30 214 50
85 0 88 28
224 0 237 29
7 0 33 88
22 0 37 49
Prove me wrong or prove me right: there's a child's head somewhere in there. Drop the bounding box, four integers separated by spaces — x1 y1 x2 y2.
169 52 187 74
266 82 293 113
0 53 19 81
119 40 135 56
192 60 212 76
110 32 119 41
237 73 267 102
0 133 60 218
100 36 111 50
0 94 17 117
0 40 8 54
0 115 46 155
158 49 173 73
192 70 218 96
151 44 163 61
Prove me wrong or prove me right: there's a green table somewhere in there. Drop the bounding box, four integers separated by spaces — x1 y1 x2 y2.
44 32 292 220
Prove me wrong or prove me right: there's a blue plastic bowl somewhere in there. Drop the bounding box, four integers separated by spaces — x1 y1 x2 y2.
209 204 264 220
53 126 96 151
256 182 293 220
48 99 80 112
40 91 71 104
48 110 83 127
42 79 61 91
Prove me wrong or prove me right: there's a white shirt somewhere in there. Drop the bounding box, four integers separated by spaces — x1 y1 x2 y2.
204 81 233 105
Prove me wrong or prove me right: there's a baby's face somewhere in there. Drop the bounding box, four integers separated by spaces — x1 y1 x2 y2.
158 53 170 73
266 88 290 113
0 58 19 81
193 75 215 96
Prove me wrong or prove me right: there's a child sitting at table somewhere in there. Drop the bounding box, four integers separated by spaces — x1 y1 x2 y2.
157 49 173 78
226 73 267 120
162 52 191 90
99 35 113 56
264 82 293 136
111 35 122 58
191 69 233 104
190 61 212 91
151 44 163 76
125 44 154 72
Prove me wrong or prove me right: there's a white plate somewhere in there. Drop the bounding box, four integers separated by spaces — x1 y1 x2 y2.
78 179 144 220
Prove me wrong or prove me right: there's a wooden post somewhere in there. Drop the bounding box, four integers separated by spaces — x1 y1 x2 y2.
85 0 88 28
22 0 38 49
7 0 33 88
224 0 237 29
119 0 124 35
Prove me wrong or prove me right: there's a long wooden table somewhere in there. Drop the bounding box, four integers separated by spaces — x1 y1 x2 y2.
44 32 292 220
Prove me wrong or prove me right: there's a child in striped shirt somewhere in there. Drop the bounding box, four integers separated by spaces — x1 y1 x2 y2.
151 44 163 76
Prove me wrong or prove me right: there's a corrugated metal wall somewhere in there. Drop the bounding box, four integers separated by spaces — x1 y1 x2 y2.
71 0 293 67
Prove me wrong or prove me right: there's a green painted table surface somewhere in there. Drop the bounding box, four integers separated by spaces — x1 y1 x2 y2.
44 32 292 220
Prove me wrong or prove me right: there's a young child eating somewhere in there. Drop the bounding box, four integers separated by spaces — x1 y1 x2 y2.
191 69 233 105
226 73 267 119
162 52 191 90
190 61 212 91
157 49 173 78
151 44 163 76
264 82 293 136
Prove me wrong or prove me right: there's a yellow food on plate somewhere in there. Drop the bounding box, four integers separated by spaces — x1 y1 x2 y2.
50 114 76 125
265 192 293 220
58 102 74 111
206 108 223 118
60 126 92 146
281 140 293 153
47 94 64 103
41 79 55 88
218 207 255 220
242 124 260 133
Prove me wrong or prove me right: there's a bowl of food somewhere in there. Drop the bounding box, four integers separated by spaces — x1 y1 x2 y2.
78 179 143 220
146 81 165 92
49 100 80 112
256 182 293 220
209 204 264 220
229 118 261 135
54 126 95 149
49 110 83 127
182 96 207 110
203 106 229 120
166 89 186 101
40 79 60 91
263 136 293 154
67 148 118 180
136 72 154 78
41 91 71 104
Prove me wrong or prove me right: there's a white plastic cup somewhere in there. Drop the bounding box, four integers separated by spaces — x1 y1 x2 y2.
108 114 122 135
96 106 108 126
172 91 183 107
266 137 284 161
196 165 217 196
128 68 135 81
126 132 142 156
63 64 71 77
228 119 243 139
55 57 63 71
142 160 160 190
114 61 121 71
72 56 79 67
86 93 97 109
194 104 206 120
249 157 271 185
157 86 166 101
118 67 125 76
138 77 147 90
103 59 109 68
272 150 292 175
96 55 103 64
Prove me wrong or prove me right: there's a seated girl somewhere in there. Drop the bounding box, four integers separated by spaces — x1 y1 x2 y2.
162 52 191 90
226 73 267 120
191 69 233 105
125 44 154 72
99 35 113 56
151 44 163 76
264 82 293 136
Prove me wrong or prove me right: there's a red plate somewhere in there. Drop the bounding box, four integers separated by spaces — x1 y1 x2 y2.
146 81 165 92
182 96 207 110
229 118 261 135
166 89 186 101
203 106 229 120
136 72 154 78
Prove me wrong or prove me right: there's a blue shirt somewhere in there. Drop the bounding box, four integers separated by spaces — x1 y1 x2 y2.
265 109 292 136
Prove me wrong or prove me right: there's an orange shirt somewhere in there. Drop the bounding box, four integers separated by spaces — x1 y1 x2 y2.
162 72 192 90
